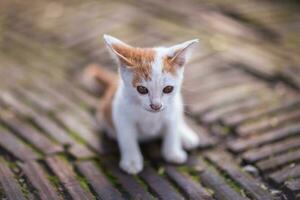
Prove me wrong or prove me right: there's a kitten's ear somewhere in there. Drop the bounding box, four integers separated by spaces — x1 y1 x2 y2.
167 39 199 68
103 34 134 67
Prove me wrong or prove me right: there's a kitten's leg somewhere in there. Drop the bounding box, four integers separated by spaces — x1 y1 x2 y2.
162 118 187 164
179 120 200 150
116 120 143 174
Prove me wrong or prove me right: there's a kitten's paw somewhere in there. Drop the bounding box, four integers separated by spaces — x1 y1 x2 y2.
182 131 200 150
163 149 187 164
120 154 143 174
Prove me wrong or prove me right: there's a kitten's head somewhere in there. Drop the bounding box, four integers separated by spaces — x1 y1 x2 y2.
103 34 198 113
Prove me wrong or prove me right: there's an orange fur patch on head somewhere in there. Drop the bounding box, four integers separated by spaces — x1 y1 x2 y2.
111 44 155 86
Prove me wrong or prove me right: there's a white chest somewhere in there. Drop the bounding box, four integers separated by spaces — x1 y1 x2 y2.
135 111 165 141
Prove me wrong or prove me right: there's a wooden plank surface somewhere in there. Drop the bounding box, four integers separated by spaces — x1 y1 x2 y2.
76 160 124 200
0 158 26 200
256 149 300 171
101 158 154 200
165 165 213 200
0 126 39 161
242 137 300 163
223 98 300 126
46 156 94 200
228 123 300 152
187 156 248 200
269 164 300 185
21 161 63 200
140 166 184 200
0 111 63 154
284 178 300 200
205 150 273 200
237 109 300 137
0 0 300 199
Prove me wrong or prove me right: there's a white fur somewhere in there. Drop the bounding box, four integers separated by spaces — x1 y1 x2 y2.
103 34 200 174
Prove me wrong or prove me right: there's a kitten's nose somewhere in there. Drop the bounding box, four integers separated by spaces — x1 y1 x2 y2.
150 103 162 111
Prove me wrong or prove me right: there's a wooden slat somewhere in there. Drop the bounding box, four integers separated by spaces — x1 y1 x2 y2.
201 96 263 124
68 144 95 159
101 158 154 200
269 164 300 185
46 156 94 200
187 84 265 115
34 83 95 127
256 149 300 171
164 165 213 200
0 111 63 154
237 109 300 137
21 161 62 200
205 150 273 200
0 126 39 161
76 161 124 200
228 123 300 152
185 71 252 95
0 91 81 151
30 112 76 146
223 98 300 127
284 178 300 200
187 156 248 200
0 91 35 116
242 137 300 163
16 88 58 112
55 111 109 154
0 158 26 200
140 166 184 200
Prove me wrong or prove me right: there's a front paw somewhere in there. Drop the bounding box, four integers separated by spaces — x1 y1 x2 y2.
120 154 143 174
163 149 187 164
182 132 200 150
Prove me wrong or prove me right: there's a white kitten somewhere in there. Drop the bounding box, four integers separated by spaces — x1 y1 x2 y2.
85 35 200 174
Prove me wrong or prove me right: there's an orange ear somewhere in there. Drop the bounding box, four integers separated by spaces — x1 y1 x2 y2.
109 44 134 67
169 49 187 67
103 34 134 67
168 39 199 68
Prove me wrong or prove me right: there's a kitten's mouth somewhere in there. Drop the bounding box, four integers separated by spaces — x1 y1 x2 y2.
145 107 165 113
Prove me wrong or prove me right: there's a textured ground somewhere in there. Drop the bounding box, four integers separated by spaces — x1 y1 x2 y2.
0 0 300 199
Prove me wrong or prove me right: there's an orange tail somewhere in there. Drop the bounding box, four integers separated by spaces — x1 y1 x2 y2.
83 63 118 130
82 63 118 94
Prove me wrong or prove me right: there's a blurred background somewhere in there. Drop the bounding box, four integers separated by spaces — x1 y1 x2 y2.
0 0 300 199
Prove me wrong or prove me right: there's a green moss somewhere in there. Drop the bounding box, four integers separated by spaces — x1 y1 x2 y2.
67 130 86 144
48 175 61 188
45 160 70 199
103 166 120 186
223 175 246 196
222 126 231 135
76 175 95 199
158 166 165 175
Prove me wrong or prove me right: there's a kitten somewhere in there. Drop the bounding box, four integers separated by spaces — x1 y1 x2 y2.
85 35 200 174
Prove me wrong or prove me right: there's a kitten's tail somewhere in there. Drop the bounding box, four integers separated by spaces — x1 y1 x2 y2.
81 63 118 94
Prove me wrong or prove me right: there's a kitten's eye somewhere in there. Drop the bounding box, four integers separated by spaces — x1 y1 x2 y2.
137 86 148 94
163 86 174 94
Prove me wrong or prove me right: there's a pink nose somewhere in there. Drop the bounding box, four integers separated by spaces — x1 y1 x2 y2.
150 104 162 111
